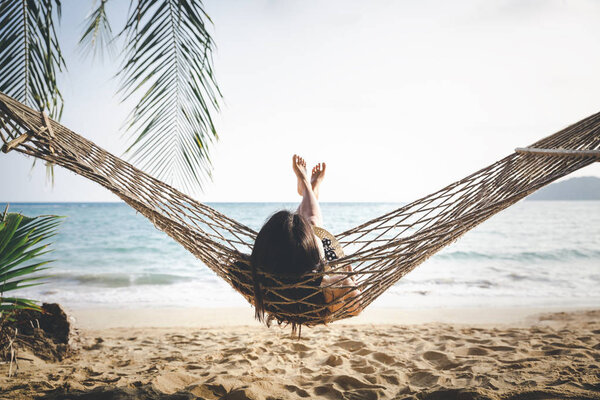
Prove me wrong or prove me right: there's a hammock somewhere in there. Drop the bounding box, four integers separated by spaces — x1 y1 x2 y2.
1 91 599 327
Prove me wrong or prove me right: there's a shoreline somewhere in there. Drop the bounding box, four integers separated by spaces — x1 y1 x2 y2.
68 304 599 330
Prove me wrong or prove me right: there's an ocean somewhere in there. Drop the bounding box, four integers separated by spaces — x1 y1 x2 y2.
3 201 599 310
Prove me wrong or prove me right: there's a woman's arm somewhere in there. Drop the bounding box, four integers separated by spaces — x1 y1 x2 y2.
322 272 362 316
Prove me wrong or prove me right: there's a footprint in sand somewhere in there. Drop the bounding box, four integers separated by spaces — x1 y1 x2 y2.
356 348 371 356
352 365 376 374
100 376 121 384
224 346 247 355
291 343 311 352
440 335 461 341
485 345 514 352
83 367 103 377
314 384 343 398
543 348 572 356
324 354 344 367
372 351 395 365
284 384 311 398
301 367 318 374
161 355 183 362
456 346 489 356
468 347 489 356
333 375 386 391
422 350 459 370
542 333 562 339
409 370 439 387
381 374 400 385
334 339 364 352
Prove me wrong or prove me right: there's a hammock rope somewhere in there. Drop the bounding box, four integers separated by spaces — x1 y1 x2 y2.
1 91 598 327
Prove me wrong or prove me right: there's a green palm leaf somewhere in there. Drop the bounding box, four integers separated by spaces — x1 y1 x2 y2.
116 0 222 194
79 0 114 61
2 0 221 193
0 210 63 315
0 0 66 120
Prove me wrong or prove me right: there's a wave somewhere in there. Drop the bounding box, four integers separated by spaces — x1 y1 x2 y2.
436 248 600 262
396 278 497 289
50 272 191 288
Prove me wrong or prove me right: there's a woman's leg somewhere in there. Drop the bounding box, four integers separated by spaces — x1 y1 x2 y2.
310 162 326 200
292 155 325 227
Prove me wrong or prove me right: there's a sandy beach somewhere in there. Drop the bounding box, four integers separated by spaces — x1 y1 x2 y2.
1 307 599 399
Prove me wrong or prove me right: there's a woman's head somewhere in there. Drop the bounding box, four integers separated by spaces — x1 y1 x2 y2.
250 210 324 323
252 210 321 275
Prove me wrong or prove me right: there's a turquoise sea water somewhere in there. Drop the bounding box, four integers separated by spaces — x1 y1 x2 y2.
2 201 599 310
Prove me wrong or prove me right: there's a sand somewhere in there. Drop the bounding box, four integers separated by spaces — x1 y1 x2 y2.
1 307 599 399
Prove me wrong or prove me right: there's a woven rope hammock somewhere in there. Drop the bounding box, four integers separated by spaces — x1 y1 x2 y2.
1 91 599 327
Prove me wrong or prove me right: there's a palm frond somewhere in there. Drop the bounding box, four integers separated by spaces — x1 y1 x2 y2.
79 0 114 61
0 211 63 314
117 0 221 194
0 0 66 120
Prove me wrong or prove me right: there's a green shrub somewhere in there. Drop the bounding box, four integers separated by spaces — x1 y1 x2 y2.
0 207 62 320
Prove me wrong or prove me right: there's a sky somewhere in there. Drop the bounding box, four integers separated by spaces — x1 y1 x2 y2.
1 0 600 202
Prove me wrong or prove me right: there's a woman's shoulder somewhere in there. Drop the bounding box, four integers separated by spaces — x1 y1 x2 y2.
321 273 354 287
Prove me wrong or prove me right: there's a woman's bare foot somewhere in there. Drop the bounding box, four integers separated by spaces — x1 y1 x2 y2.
293 154 310 196
311 162 326 199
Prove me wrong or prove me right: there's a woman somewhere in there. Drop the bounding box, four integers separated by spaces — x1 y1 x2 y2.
250 155 361 326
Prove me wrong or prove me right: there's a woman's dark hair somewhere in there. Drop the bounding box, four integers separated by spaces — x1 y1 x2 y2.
250 210 324 327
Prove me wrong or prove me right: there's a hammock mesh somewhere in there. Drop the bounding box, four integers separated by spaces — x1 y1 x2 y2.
1 91 598 327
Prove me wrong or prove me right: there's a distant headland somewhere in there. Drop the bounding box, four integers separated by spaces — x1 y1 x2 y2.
527 176 600 201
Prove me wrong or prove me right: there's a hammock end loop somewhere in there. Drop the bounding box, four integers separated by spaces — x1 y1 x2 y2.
516 147 600 160
1 133 31 153
0 111 57 154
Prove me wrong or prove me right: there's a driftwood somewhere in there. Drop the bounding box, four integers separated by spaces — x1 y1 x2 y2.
0 91 598 327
